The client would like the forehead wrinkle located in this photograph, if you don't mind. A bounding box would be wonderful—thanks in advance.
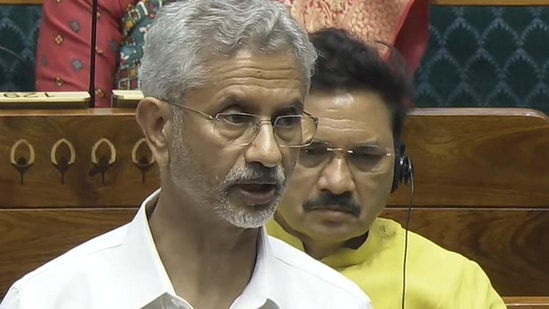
[214,65,301,75]
[216,76,301,84]
[319,117,364,129]
[199,81,304,112]
[217,79,303,95]
[212,68,303,87]
[316,118,386,145]
[207,50,300,76]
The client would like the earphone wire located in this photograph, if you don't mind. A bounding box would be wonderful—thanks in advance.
[401,168,414,309]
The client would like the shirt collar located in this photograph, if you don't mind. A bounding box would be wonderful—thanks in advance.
[122,189,183,307]
[123,189,281,308]
[232,226,280,309]
[267,217,388,269]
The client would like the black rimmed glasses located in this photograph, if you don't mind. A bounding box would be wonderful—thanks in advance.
[299,141,393,173]
[167,102,319,148]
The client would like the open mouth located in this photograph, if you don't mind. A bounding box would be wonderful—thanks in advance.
[234,183,278,206]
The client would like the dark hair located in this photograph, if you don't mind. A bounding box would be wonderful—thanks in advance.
[309,28,413,144]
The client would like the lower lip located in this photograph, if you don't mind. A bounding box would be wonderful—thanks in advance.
[237,187,276,205]
[310,209,355,220]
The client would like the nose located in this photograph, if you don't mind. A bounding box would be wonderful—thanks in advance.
[244,121,283,168]
[317,155,356,195]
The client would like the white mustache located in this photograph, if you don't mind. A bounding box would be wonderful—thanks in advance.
[224,166,285,186]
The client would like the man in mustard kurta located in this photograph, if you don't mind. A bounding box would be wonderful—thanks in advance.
[267,28,506,309]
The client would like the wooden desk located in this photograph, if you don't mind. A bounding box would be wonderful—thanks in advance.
[504,296,549,308]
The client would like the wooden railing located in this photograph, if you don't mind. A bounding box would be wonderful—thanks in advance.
[504,297,549,308]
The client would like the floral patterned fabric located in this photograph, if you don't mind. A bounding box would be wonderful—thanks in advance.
[287,0,429,72]
[33,0,427,107]
[115,0,175,91]
[114,0,428,95]
[4,6,549,114]
[34,0,134,107]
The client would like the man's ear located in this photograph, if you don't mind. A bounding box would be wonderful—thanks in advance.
[135,97,171,167]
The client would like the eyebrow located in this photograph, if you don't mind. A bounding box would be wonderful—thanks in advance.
[219,95,304,114]
[283,100,304,114]
[353,139,383,146]
[308,139,384,147]
[218,95,244,109]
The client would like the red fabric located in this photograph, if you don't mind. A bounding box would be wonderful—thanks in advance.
[393,0,430,74]
[285,0,429,107]
[35,0,428,108]
[287,0,429,75]
[35,0,134,107]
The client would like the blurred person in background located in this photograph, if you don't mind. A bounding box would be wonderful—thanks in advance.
[35,0,429,107]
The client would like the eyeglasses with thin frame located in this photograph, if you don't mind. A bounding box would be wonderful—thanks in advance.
[299,141,394,173]
[165,101,319,148]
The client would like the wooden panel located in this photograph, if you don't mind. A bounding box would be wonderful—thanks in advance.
[1,108,548,209]
[504,297,549,308]
[112,90,141,108]
[433,0,549,5]
[389,108,549,208]
[0,92,90,109]
[0,109,158,208]
[0,208,135,298]
[1,208,547,299]
[382,208,549,296]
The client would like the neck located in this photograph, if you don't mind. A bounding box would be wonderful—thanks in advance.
[274,214,367,260]
[302,241,341,260]
[149,184,259,308]
[304,232,368,258]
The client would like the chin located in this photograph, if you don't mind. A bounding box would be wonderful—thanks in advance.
[305,217,363,239]
[218,202,278,229]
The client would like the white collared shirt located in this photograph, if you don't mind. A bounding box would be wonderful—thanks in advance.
[1,190,372,309]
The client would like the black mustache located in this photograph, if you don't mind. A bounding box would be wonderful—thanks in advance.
[303,192,361,217]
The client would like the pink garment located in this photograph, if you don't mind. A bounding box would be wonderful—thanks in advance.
[284,0,430,73]
[35,0,135,107]
[35,0,428,107]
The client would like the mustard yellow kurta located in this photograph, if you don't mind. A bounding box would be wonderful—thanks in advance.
[267,217,506,309]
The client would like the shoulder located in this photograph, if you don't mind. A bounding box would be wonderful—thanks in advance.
[374,218,505,306]
[375,218,475,263]
[3,225,127,299]
[370,218,497,286]
[267,236,371,307]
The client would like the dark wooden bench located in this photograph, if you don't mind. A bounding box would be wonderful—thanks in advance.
[503,296,549,308]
